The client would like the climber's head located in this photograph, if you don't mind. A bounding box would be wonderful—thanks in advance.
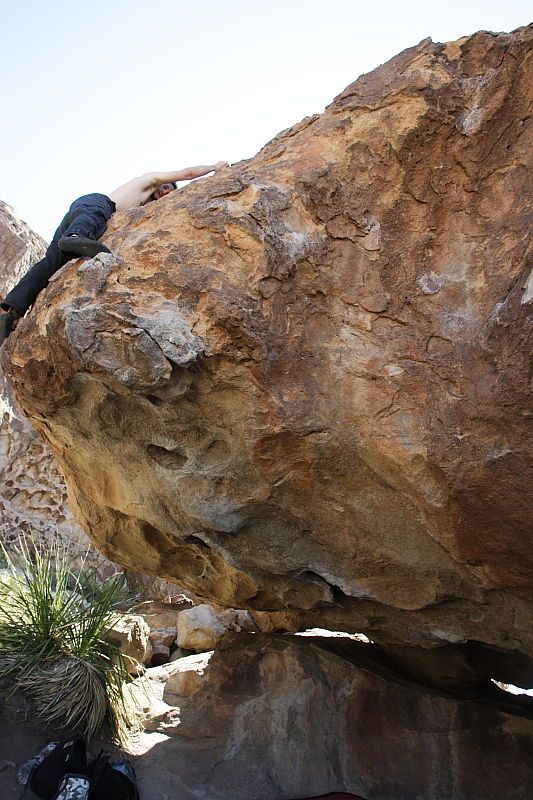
[151,183,177,201]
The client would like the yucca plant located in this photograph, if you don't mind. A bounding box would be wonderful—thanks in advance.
[0,537,138,741]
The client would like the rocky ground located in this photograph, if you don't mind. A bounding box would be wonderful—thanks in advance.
[0,691,194,800]
[1,601,531,800]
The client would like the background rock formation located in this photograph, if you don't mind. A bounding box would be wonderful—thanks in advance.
[0,201,101,566]
[2,28,532,686]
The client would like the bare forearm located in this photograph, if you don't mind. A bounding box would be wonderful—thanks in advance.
[146,162,228,187]
[180,164,218,180]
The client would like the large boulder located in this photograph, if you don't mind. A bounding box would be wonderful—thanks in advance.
[2,28,532,683]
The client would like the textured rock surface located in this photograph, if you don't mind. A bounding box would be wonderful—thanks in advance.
[2,29,532,681]
[0,202,105,568]
[132,633,533,800]
[175,602,280,652]
[0,202,193,594]
[150,643,171,666]
[106,613,153,669]
[0,200,47,292]
[177,604,227,652]
[149,628,177,649]
[162,651,211,699]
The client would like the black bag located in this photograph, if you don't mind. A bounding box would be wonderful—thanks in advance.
[20,738,139,800]
[88,750,139,800]
[28,738,88,800]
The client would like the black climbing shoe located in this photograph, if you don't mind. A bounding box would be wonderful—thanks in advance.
[58,235,111,258]
[0,308,20,346]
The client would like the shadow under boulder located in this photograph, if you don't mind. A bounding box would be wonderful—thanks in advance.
[131,633,533,800]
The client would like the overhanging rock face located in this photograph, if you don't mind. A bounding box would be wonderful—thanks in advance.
[3,28,532,681]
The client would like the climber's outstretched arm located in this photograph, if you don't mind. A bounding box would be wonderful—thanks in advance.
[143,162,229,189]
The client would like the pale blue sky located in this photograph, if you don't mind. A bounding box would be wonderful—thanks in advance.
[1,0,531,239]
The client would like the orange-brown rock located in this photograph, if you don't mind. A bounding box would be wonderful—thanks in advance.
[0,202,191,595]
[2,28,532,682]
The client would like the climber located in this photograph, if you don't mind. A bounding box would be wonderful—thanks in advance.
[0,162,229,345]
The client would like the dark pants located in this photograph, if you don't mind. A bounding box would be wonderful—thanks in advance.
[2,193,116,315]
